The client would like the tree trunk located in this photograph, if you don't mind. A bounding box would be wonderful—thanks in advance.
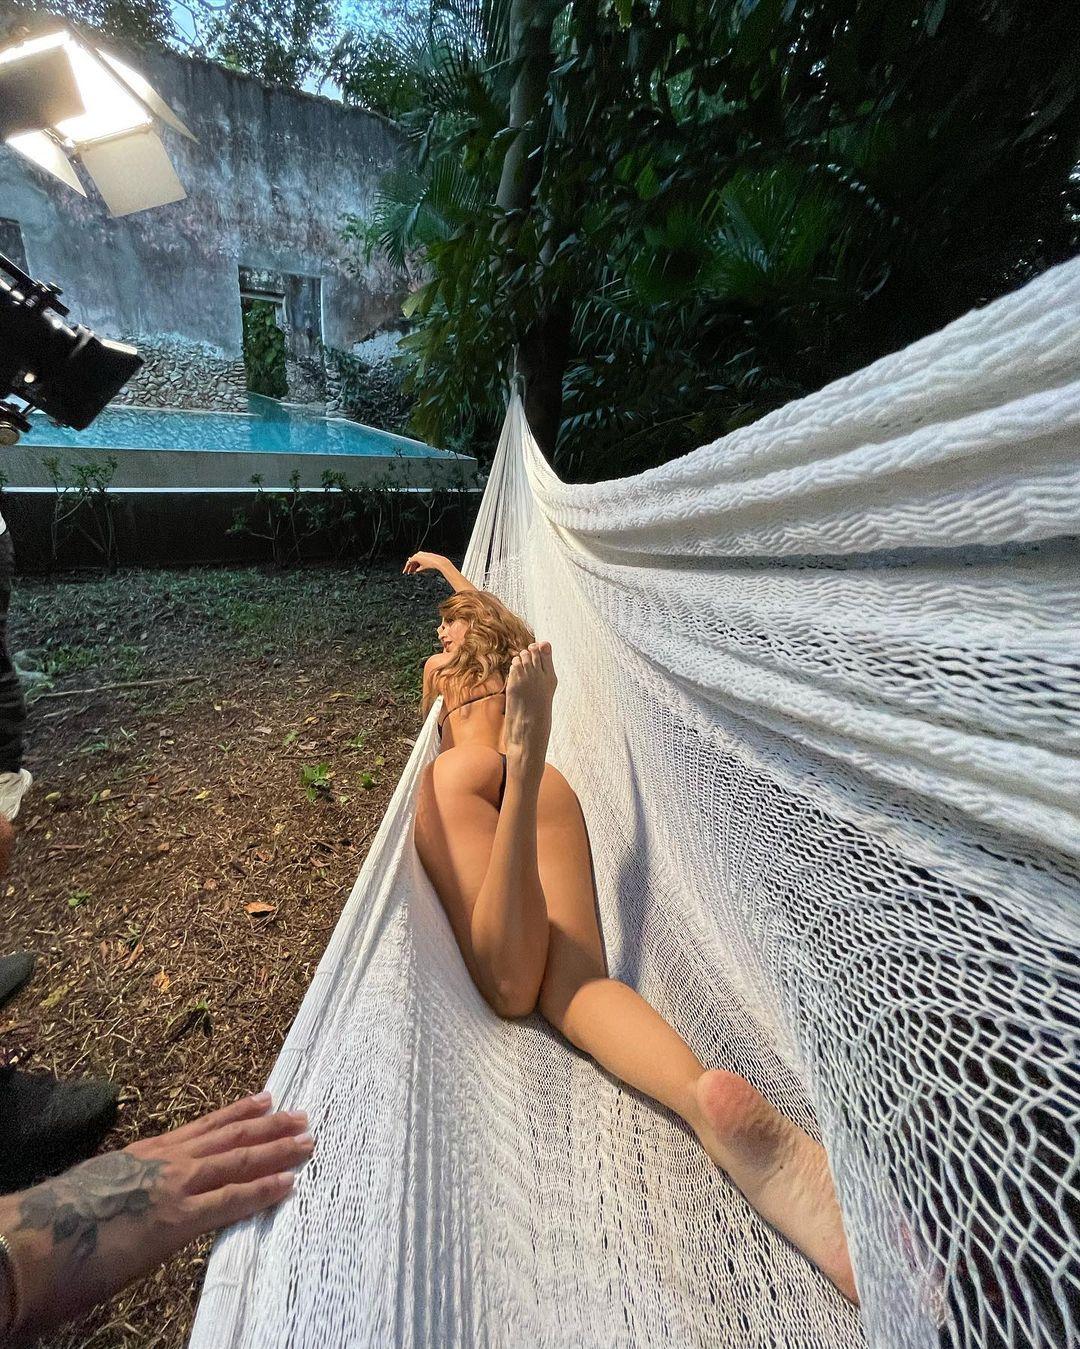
[520,306,570,462]
[495,0,556,212]
[495,0,566,460]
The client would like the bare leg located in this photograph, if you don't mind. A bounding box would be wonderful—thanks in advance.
[415,744,550,1017]
[422,641,857,1300]
[520,646,857,1303]
[542,962,857,1302]
[467,766,550,1017]
[413,641,559,1018]
[538,927,707,1124]
[468,639,561,1013]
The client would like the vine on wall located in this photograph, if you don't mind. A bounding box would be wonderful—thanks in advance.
[242,300,288,398]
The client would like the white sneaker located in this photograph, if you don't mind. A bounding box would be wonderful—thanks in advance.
[0,768,33,821]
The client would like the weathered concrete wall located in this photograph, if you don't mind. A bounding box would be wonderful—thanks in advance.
[4,440,477,491]
[0,42,409,366]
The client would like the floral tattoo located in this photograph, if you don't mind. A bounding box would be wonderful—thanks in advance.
[15,1152,166,1262]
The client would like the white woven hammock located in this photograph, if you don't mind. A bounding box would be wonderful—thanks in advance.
[189,256,1080,1349]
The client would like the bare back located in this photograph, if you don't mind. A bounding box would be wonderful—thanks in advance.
[429,656,508,754]
[438,691,507,753]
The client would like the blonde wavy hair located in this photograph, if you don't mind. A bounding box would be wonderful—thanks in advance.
[421,590,536,719]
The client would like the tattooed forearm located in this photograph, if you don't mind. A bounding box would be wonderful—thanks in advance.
[14,1152,166,1262]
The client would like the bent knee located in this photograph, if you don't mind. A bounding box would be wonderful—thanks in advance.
[483,979,539,1021]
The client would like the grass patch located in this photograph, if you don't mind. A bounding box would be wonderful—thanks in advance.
[36,642,146,683]
[216,596,290,638]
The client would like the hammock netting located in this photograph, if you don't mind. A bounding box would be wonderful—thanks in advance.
[189,256,1080,1349]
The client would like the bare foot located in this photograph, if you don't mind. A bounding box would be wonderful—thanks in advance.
[693,1069,858,1304]
[504,641,558,785]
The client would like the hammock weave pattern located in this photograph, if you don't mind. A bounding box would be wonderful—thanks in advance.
[189,257,1080,1349]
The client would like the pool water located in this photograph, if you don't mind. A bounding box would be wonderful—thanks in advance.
[25,394,449,459]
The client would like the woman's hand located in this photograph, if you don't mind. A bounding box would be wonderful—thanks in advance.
[402,552,446,576]
[0,1092,312,1344]
[403,554,478,594]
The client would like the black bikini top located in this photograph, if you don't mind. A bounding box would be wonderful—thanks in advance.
[437,685,507,739]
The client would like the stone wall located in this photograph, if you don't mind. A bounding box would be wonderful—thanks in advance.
[114,335,335,414]
[325,330,411,430]
[284,356,329,408]
[113,335,249,411]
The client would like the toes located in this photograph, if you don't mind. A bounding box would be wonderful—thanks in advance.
[512,646,551,673]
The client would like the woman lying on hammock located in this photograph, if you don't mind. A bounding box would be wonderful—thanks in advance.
[403,550,858,1305]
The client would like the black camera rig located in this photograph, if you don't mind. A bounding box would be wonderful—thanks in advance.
[0,251,143,445]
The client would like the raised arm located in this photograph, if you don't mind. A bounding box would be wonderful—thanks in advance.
[402,552,479,594]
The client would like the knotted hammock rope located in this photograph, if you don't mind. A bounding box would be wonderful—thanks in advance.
[190,256,1080,1349]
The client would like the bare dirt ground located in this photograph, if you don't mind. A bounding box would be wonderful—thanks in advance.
[2,561,442,1347]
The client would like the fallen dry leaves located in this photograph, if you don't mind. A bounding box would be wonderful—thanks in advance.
[3,560,439,1348]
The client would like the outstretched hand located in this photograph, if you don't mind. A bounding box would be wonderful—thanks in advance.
[0,1091,312,1343]
[402,552,446,575]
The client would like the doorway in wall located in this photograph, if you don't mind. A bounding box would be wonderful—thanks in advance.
[240,296,288,398]
[239,266,324,403]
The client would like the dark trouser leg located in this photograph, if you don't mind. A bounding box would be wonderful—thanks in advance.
[0,529,118,1183]
[0,529,25,778]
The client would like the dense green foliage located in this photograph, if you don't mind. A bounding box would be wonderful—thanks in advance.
[0,0,174,48]
[199,0,339,88]
[242,301,289,399]
[346,0,1080,479]
[0,0,356,92]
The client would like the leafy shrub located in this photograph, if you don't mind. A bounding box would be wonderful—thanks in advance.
[227,461,480,568]
[44,454,120,571]
[242,300,288,399]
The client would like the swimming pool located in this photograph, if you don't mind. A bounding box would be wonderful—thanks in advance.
[9,391,479,497]
[24,394,450,459]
